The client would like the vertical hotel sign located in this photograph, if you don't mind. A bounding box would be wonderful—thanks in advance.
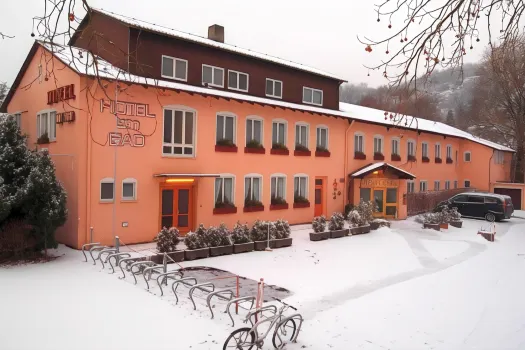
[100,99,156,147]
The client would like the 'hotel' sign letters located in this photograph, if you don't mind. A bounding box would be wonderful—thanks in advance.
[47,84,76,105]
[362,179,399,188]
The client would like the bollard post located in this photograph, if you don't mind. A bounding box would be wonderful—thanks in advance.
[236,276,239,314]
[163,253,168,286]
[115,236,120,264]
[90,227,94,243]
[265,223,272,251]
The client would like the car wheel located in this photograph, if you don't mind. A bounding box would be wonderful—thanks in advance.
[485,212,496,222]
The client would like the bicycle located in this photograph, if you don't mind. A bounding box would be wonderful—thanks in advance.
[223,297,303,349]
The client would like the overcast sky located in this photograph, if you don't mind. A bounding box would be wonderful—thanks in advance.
[0,0,487,88]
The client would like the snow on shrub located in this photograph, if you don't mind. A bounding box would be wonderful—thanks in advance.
[347,210,361,227]
[154,227,180,253]
[250,220,276,241]
[415,212,440,224]
[371,218,390,228]
[328,212,345,231]
[184,231,207,250]
[312,216,326,233]
[231,221,252,244]
[356,200,376,224]
[450,207,462,221]
[217,223,232,246]
[274,219,291,239]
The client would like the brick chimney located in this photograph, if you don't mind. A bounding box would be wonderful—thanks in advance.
[208,24,225,43]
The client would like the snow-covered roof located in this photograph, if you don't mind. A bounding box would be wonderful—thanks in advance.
[88,8,345,82]
[350,162,416,178]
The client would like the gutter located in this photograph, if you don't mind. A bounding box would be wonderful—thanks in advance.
[343,120,356,207]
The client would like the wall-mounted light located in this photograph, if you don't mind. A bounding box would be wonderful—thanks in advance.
[373,171,379,175]
[166,178,195,184]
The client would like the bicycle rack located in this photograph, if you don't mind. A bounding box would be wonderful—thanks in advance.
[130,261,156,284]
[81,243,101,262]
[246,305,278,326]
[118,257,144,279]
[89,245,107,265]
[156,271,184,296]
[142,265,166,290]
[206,289,235,319]
[171,277,198,303]
[225,296,256,327]
[274,313,304,344]
[107,252,131,273]
[98,248,117,268]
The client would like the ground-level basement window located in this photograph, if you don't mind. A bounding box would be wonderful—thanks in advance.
[407,181,415,193]
[100,178,114,202]
[122,178,137,201]
[420,181,428,192]
[464,180,471,188]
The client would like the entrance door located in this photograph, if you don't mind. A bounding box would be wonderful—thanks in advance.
[160,185,193,234]
[373,189,384,215]
[385,188,397,218]
[314,178,325,216]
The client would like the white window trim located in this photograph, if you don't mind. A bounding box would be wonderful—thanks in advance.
[244,173,263,202]
[302,86,323,106]
[420,180,428,192]
[354,132,365,153]
[391,137,401,155]
[265,78,283,99]
[215,112,237,145]
[464,179,471,188]
[407,180,415,193]
[272,118,288,146]
[293,173,309,199]
[295,122,310,148]
[446,144,453,159]
[202,64,224,88]
[407,139,416,156]
[227,69,249,92]
[316,125,329,150]
[445,180,451,190]
[422,142,429,158]
[161,55,188,82]
[162,105,198,158]
[215,174,236,205]
[373,134,384,154]
[100,177,115,203]
[435,143,442,159]
[270,173,287,202]
[36,109,57,141]
[121,178,137,201]
[454,180,458,189]
[464,151,471,162]
[245,116,264,147]
[434,180,440,191]
[10,112,22,129]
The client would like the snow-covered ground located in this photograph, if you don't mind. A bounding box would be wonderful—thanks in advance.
[1,215,525,350]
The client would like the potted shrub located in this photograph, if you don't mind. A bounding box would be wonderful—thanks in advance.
[215,138,238,152]
[315,146,330,157]
[370,219,390,230]
[273,219,292,248]
[310,216,328,241]
[184,225,209,260]
[294,143,311,156]
[354,200,374,234]
[373,152,384,160]
[293,195,310,208]
[422,156,430,163]
[206,224,234,257]
[244,198,264,212]
[251,220,276,251]
[408,155,417,162]
[416,213,440,231]
[270,196,288,210]
[245,139,265,154]
[449,207,463,228]
[36,132,50,145]
[438,207,449,229]
[354,151,366,160]
[213,199,237,214]
[344,204,355,219]
[328,212,348,238]
[231,221,254,253]
[271,142,289,155]
[347,210,361,235]
[391,153,401,161]
[152,226,184,263]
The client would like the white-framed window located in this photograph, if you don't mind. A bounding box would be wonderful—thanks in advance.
[316,126,329,151]
[407,139,416,157]
[122,178,137,201]
[420,180,428,192]
[445,180,450,190]
[215,175,235,206]
[391,138,400,155]
[435,143,441,159]
[422,142,429,158]
[228,69,249,92]
[434,180,440,191]
[271,174,287,201]
[100,177,114,202]
[202,64,224,88]
[302,87,323,106]
[354,133,365,153]
[216,113,237,145]
[464,180,471,188]
[246,117,263,147]
[272,119,287,147]
[266,78,282,99]
[10,112,22,129]
[446,144,452,159]
[495,150,505,164]
[454,180,458,189]
[373,135,383,154]
[295,122,309,149]
[464,151,471,162]
[244,174,262,204]
[294,174,309,200]
[161,55,188,81]
[36,110,56,141]
[407,180,415,193]
[163,106,196,157]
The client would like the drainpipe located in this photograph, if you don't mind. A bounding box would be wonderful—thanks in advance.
[343,120,356,208]
[86,80,93,246]
[488,149,495,192]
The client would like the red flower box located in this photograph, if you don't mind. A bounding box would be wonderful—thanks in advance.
[391,154,401,161]
[244,147,265,154]
[422,156,430,163]
[408,155,417,162]
[243,205,264,213]
[294,150,311,156]
[215,145,238,153]
[293,202,310,208]
[270,203,289,211]
[270,148,289,155]
[373,153,384,161]
[435,157,443,164]
[446,158,453,164]
[213,207,237,215]
[354,152,366,160]
[315,151,331,157]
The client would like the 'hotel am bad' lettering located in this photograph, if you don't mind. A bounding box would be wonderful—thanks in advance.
[362,179,399,188]
[99,99,156,118]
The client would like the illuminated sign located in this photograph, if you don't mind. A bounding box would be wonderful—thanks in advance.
[361,179,399,188]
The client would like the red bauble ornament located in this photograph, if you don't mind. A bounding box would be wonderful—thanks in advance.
[388,24,392,28]
[69,13,75,21]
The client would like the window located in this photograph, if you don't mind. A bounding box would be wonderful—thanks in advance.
[454,180,458,189]
[495,150,505,164]
[360,188,371,201]
[163,107,195,157]
[12,113,21,129]
[245,175,262,204]
[216,113,236,145]
[373,135,383,154]
[464,180,471,188]
[246,117,263,146]
[122,178,137,201]
[453,195,468,202]
[407,140,415,157]
[485,196,499,204]
[202,64,224,87]
[468,195,484,203]
[445,180,450,190]
[435,143,441,159]
[391,138,400,155]
[464,151,471,162]
[100,178,114,202]
[228,70,249,92]
[294,175,308,200]
[446,145,452,159]
[422,142,429,158]
[36,110,56,141]
[302,87,323,106]
[272,120,287,146]
[434,181,440,191]
[295,123,309,149]
[354,133,364,153]
[271,174,286,201]
[215,175,235,206]
[161,55,188,81]
[407,181,415,193]
[420,181,428,192]
[266,78,282,98]
[316,126,328,151]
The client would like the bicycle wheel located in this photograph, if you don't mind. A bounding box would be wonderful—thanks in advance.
[272,318,297,348]
[223,327,255,350]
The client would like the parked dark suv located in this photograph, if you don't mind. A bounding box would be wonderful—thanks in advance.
[435,192,514,221]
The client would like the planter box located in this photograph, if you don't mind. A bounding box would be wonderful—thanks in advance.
[435,157,442,164]
[446,158,453,164]
[244,147,265,154]
[391,154,401,161]
[329,229,348,238]
[449,221,463,228]
[150,250,184,264]
[294,149,311,156]
[270,148,289,155]
[273,238,292,248]
[423,223,440,231]
[315,150,331,157]
[408,155,417,162]
[254,241,271,251]
[478,231,495,242]
[439,223,449,229]
[360,224,371,234]
[270,203,289,211]
[209,245,234,257]
[215,145,238,153]
[354,152,366,160]
[310,231,330,241]
[350,225,371,235]
[213,206,237,215]
[373,153,385,161]
[370,221,391,230]
[293,202,310,209]
[184,247,210,261]
[243,205,264,213]
[422,157,430,163]
[233,242,254,254]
